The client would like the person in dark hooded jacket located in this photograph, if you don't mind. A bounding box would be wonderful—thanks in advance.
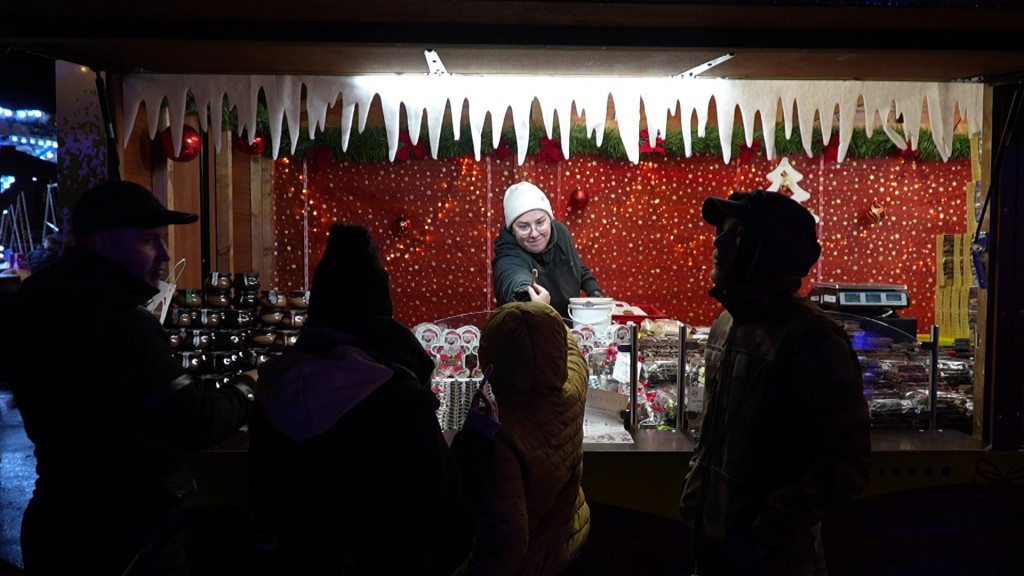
[678,190,871,576]
[247,223,468,576]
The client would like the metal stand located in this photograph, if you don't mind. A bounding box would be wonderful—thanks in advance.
[628,322,639,431]
[928,324,940,431]
[676,322,688,432]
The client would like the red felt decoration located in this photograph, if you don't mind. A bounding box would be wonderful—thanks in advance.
[538,137,563,164]
[304,145,334,173]
[235,131,266,156]
[738,138,762,165]
[395,131,427,162]
[159,126,202,162]
[894,137,921,162]
[639,129,666,155]
[493,139,512,160]
[821,137,840,163]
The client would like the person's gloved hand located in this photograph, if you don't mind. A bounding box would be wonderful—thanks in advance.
[590,289,605,298]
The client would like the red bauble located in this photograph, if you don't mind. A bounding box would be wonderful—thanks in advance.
[568,187,590,212]
[235,131,266,156]
[391,216,412,237]
[858,201,886,227]
[159,126,202,162]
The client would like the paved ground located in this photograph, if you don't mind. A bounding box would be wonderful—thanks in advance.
[0,390,31,573]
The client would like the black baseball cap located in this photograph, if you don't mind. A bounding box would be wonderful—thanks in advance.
[72,180,198,237]
[701,190,821,279]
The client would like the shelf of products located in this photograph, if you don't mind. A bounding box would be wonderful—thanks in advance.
[825,311,974,433]
[163,272,307,390]
[671,310,975,437]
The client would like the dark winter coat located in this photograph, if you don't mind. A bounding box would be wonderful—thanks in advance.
[492,220,601,320]
[452,302,591,576]
[1,247,252,575]
[678,193,872,575]
[248,319,468,576]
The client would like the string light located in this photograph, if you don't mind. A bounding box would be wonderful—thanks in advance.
[271,154,971,328]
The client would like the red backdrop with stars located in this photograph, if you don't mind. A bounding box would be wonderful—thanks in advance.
[271,154,972,330]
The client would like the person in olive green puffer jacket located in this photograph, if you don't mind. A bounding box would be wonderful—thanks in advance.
[453,301,591,576]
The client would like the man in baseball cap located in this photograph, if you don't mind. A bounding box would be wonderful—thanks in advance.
[4,179,255,575]
[679,190,870,575]
[69,180,198,287]
[72,179,198,238]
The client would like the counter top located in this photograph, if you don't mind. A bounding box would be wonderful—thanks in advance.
[584,429,694,452]
[190,424,1005,521]
[211,426,984,454]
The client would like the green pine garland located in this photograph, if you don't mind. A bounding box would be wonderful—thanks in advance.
[278,122,971,163]
[184,95,972,163]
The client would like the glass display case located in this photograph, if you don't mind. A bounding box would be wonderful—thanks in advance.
[825,311,974,433]
[417,310,491,431]
[421,311,695,434]
[585,321,692,432]
[421,308,974,436]
[681,311,974,437]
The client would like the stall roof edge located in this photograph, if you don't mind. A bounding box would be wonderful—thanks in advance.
[3,1,1024,82]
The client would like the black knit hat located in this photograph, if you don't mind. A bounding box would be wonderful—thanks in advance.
[307,224,393,325]
[701,190,821,280]
[72,180,197,238]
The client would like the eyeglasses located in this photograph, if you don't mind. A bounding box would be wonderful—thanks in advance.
[512,216,550,235]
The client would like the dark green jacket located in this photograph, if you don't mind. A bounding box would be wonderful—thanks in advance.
[492,220,601,320]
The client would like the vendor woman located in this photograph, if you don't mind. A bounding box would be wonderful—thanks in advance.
[492,181,605,320]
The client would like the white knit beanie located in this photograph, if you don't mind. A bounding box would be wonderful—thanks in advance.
[503,182,553,228]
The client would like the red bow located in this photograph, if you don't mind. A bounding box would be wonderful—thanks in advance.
[493,139,512,160]
[738,138,762,164]
[304,145,334,172]
[639,129,665,155]
[395,131,427,162]
[538,136,564,164]
[821,137,840,163]
[896,141,920,162]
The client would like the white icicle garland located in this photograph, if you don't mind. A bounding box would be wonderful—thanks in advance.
[122,74,983,166]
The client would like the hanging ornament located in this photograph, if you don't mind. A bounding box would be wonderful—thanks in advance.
[235,131,266,156]
[391,216,412,237]
[159,126,202,162]
[858,202,886,226]
[568,187,590,213]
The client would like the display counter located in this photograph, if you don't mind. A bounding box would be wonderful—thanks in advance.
[193,424,1010,524]
[186,305,1007,523]
[581,426,1001,519]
